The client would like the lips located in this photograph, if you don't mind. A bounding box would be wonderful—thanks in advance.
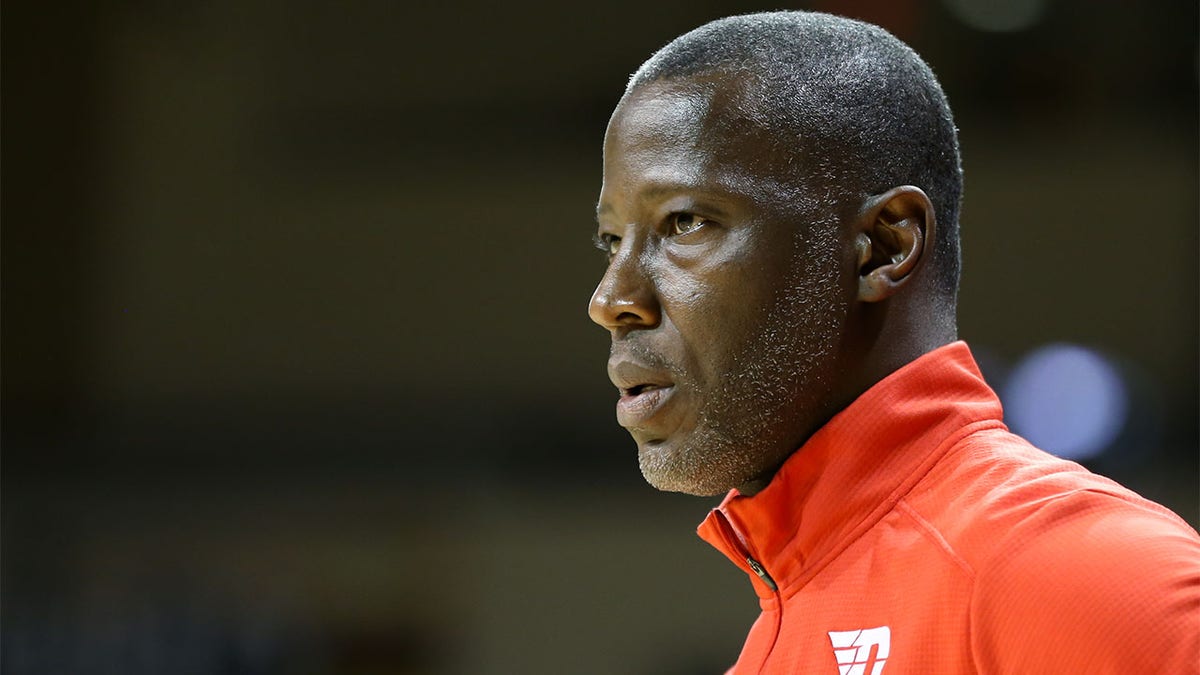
[608,358,677,430]
[616,384,675,429]
[621,382,666,397]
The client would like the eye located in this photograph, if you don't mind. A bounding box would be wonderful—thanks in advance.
[670,212,708,236]
[593,232,620,257]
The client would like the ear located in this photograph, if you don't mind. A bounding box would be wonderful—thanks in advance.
[854,186,936,303]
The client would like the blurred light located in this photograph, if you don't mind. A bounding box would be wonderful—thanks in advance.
[942,0,1047,32]
[1002,343,1129,461]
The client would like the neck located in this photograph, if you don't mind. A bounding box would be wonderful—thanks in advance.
[736,297,956,498]
[842,294,957,407]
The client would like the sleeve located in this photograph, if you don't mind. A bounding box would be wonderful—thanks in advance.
[970,495,1200,674]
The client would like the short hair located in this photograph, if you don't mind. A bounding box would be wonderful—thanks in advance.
[627,11,963,302]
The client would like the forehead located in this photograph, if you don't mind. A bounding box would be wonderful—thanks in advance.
[607,82,713,149]
[601,79,797,208]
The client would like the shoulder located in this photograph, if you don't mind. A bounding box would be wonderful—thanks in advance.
[969,486,1200,673]
[913,427,1189,564]
[903,429,1200,672]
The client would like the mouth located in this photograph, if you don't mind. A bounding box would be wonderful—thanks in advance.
[616,383,676,429]
[620,383,668,397]
[607,356,678,430]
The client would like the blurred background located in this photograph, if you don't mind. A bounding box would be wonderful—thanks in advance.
[3,0,1196,673]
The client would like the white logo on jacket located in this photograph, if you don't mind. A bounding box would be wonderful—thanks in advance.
[828,626,890,675]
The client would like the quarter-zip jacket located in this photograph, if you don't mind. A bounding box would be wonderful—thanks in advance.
[698,342,1200,674]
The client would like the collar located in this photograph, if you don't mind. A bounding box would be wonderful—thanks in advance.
[696,341,1005,600]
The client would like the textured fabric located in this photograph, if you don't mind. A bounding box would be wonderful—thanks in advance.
[697,342,1200,674]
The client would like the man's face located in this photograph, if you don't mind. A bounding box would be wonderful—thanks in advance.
[589,80,854,497]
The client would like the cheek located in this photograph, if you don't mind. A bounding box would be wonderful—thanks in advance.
[655,224,804,367]
[661,226,782,309]
[657,260,782,366]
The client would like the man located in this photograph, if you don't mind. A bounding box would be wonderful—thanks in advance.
[588,11,1199,674]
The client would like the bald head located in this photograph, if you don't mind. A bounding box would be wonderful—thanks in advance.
[591,12,963,495]
[626,11,963,306]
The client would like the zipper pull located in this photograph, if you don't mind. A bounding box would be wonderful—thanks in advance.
[746,556,778,592]
[710,508,779,593]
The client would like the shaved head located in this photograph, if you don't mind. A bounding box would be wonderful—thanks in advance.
[626,11,963,306]
[591,11,964,495]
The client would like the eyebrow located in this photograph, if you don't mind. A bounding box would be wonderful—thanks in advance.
[595,181,740,222]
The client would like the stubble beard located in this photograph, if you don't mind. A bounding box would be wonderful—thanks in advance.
[639,226,846,496]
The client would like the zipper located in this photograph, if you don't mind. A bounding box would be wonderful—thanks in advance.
[746,556,778,592]
[712,509,778,592]
[708,507,784,674]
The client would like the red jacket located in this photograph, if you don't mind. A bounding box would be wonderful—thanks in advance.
[698,342,1200,673]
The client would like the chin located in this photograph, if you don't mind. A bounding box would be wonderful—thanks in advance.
[637,437,748,497]
[640,468,729,497]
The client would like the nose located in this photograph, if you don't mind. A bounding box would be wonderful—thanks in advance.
[588,248,661,334]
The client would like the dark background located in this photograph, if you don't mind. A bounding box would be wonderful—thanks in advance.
[3,1,1197,673]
